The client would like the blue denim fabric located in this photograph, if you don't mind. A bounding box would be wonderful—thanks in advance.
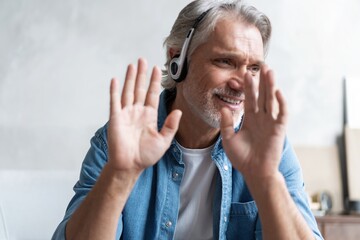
[52,90,323,240]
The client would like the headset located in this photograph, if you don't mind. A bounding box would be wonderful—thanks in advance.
[169,9,211,82]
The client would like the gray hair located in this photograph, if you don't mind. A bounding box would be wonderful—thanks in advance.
[162,0,272,90]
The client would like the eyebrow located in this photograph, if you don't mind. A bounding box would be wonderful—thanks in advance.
[213,51,265,65]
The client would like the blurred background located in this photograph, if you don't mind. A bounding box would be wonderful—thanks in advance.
[1,0,360,239]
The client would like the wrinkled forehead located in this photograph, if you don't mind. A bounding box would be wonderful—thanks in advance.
[208,17,265,59]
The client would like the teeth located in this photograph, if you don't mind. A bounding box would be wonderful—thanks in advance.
[219,96,241,104]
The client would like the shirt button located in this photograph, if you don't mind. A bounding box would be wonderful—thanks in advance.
[224,165,229,171]
[165,221,172,227]
[224,217,227,222]
[172,172,179,179]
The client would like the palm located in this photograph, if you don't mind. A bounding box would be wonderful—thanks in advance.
[107,59,181,174]
[109,106,157,170]
[223,109,286,177]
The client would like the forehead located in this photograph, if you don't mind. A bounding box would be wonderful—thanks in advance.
[205,17,264,60]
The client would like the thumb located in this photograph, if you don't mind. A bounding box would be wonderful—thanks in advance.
[220,108,235,140]
[160,110,182,144]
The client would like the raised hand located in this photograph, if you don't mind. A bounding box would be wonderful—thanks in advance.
[107,58,182,175]
[220,65,288,181]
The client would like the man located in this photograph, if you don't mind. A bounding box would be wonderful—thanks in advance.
[53,0,323,239]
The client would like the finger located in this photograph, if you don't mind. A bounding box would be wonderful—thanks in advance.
[134,58,148,104]
[244,72,258,113]
[258,64,268,113]
[265,69,276,115]
[159,110,182,144]
[121,64,136,107]
[220,108,235,140]
[110,78,121,117]
[145,66,161,109]
[275,89,288,125]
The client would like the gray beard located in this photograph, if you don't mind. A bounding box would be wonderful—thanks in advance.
[202,109,244,129]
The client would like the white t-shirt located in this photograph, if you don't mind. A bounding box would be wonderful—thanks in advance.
[174,142,216,240]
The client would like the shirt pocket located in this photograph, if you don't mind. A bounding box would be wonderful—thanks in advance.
[226,201,262,240]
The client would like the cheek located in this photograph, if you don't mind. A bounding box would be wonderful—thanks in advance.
[198,70,229,91]
[186,64,231,95]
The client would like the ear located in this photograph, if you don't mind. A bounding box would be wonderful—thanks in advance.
[169,48,180,59]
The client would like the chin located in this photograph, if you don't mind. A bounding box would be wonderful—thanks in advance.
[202,114,221,129]
[206,119,221,129]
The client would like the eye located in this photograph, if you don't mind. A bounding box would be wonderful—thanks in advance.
[214,58,234,67]
[247,65,261,75]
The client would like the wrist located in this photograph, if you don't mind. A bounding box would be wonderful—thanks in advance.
[244,171,285,199]
[99,164,141,198]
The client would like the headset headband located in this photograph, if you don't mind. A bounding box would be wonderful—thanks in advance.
[169,8,212,82]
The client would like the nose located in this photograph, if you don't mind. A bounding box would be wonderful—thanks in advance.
[228,66,248,90]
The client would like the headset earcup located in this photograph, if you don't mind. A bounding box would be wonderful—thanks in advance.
[177,57,188,82]
[169,57,180,80]
[169,55,188,82]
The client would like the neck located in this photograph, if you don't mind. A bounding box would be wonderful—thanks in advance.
[171,92,219,149]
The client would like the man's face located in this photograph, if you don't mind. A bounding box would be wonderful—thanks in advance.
[176,17,265,129]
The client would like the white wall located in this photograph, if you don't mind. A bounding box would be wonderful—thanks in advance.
[255,0,360,146]
[0,0,193,170]
[1,0,360,170]
[1,0,360,238]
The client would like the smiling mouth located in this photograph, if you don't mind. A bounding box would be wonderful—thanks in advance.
[217,95,243,105]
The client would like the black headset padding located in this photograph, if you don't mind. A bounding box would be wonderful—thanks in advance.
[170,54,188,83]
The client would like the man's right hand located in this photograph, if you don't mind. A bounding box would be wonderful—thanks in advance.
[107,58,182,176]
[65,58,181,240]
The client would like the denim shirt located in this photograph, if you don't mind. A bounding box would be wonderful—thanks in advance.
[53,90,323,240]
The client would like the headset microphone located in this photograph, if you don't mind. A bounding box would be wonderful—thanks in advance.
[169,9,211,82]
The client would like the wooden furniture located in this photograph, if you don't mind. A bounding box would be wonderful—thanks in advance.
[316,214,360,240]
